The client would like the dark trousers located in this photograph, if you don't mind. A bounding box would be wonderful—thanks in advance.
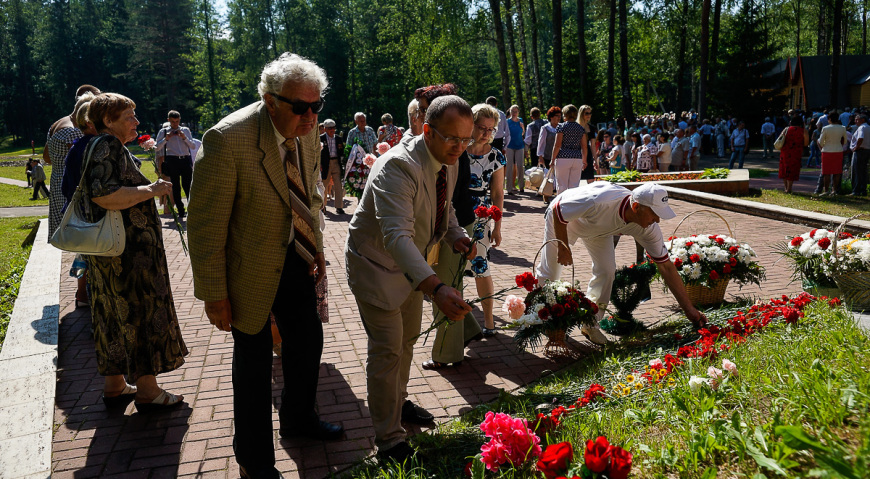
[231,245,322,476]
[162,156,193,214]
[32,181,48,199]
[852,149,870,195]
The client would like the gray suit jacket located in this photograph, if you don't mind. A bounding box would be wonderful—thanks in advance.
[345,134,466,310]
[188,101,323,335]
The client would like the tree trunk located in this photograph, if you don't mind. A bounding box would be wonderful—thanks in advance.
[710,0,721,82]
[576,0,588,101]
[503,0,525,115]
[829,0,844,106]
[553,0,563,106]
[817,0,828,55]
[607,0,616,118]
[676,0,689,112]
[618,0,632,120]
[528,0,545,107]
[793,0,801,56]
[863,0,867,55]
[489,0,512,107]
[203,0,218,125]
[516,0,534,111]
[699,0,711,120]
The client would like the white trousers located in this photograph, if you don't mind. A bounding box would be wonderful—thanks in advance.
[535,209,615,321]
[553,158,583,195]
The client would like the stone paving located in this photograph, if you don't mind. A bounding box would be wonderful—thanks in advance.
[52,191,811,478]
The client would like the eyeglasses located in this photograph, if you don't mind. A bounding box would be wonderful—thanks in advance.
[428,125,475,147]
[475,123,497,134]
[271,93,325,115]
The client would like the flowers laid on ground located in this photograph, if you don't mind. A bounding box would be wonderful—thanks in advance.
[507,278,598,352]
[478,412,542,472]
[688,358,738,391]
[777,229,870,289]
[664,234,764,287]
[136,134,188,254]
[531,437,632,479]
[602,261,657,334]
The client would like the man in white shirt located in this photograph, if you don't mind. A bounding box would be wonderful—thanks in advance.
[486,96,510,153]
[850,114,869,196]
[728,121,750,169]
[688,125,702,170]
[536,182,708,344]
[760,117,776,158]
[155,110,196,218]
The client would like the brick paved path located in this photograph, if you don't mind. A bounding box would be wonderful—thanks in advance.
[52,192,807,478]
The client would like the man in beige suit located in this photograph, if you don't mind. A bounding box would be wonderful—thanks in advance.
[188,53,340,479]
[346,95,476,464]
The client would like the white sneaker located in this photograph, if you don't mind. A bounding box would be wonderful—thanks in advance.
[580,325,610,345]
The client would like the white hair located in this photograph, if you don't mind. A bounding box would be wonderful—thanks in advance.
[257,52,329,102]
[407,99,420,124]
[354,112,366,121]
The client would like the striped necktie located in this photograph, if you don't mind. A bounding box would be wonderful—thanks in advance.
[283,138,317,264]
[433,165,447,234]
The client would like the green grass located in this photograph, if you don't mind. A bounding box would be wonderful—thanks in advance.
[0,164,52,183]
[0,183,50,207]
[0,135,43,157]
[0,217,41,353]
[345,299,870,478]
[748,168,774,178]
[736,188,870,218]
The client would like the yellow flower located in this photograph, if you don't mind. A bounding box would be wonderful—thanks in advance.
[668,377,676,387]
[617,383,627,390]
[626,374,636,383]
[634,381,644,390]
[622,387,631,396]
[659,369,669,379]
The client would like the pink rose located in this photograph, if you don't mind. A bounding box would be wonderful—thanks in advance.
[721,359,738,375]
[648,358,663,368]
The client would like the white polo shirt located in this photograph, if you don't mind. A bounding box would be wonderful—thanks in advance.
[549,182,670,263]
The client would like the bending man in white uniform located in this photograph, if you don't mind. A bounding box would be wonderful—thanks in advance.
[536,182,707,343]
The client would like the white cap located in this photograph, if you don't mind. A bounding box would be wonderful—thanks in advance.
[323,119,336,128]
[631,183,676,220]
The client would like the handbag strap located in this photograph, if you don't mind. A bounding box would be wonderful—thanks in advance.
[74,135,107,192]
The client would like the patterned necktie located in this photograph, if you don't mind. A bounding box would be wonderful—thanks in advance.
[283,138,317,264]
[433,165,447,234]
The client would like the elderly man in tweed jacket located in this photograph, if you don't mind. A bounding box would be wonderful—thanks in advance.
[188,53,341,479]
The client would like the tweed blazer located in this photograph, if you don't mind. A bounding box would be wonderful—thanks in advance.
[188,101,324,335]
[345,134,467,311]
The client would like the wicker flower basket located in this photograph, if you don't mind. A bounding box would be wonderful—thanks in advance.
[832,214,870,311]
[685,278,729,307]
[543,329,577,359]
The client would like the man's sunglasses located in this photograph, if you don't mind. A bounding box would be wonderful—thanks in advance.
[271,93,325,115]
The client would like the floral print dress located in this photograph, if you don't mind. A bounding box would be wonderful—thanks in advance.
[465,147,505,278]
[81,135,188,381]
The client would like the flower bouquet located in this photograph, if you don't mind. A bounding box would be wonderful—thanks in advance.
[136,134,188,255]
[600,261,657,335]
[506,272,598,358]
[342,143,372,198]
[775,228,851,296]
[664,234,764,306]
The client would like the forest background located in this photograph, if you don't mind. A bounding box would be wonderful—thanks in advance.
[1,0,868,143]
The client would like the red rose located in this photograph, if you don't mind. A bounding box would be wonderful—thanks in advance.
[538,307,550,320]
[723,264,731,274]
[715,237,725,245]
[536,442,574,479]
[609,446,633,479]
[729,246,739,254]
[584,436,612,473]
[709,270,720,280]
[790,236,803,247]
[551,304,565,317]
[474,206,490,218]
[729,258,737,266]
[818,237,831,250]
[488,206,503,221]
[137,134,151,144]
[689,254,701,263]
[674,258,683,268]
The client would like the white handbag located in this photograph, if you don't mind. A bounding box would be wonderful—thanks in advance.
[49,136,126,256]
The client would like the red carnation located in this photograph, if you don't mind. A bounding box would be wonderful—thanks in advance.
[729,246,739,254]
[817,237,831,250]
[790,236,803,247]
[551,304,565,317]
[839,232,854,239]
[674,258,683,268]
[463,461,473,477]
[810,228,818,237]
[709,270,720,281]
[729,258,737,267]
[609,446,633,479]
[685,241,694,247]
[689,254,701,263]
[516,272,538,291]
[584,436,612,473]
[536,442,574,479]
[137,134,151,144]
[474,206,490,218]
[538,307,550,320]
[488,206,502,221]
[723,264,731,274]
[715,237,725,245]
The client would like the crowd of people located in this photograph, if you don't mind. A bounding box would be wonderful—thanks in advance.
[42,52,868,479]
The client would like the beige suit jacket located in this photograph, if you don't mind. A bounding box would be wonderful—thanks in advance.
[345,134,466,311]
[188,101,323,335]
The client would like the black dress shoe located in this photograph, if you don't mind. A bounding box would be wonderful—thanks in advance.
[239,465,284,479]
[336,208,345,215]
[401,400,434,424]
[378,441,417,465]
[279,420,344,441]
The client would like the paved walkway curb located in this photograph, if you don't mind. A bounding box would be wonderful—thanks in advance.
[666,186,870,233]
[0,219,61,478]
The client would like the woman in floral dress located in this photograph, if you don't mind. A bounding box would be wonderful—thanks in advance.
[377,113,403,147]
[82,93,188,412]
